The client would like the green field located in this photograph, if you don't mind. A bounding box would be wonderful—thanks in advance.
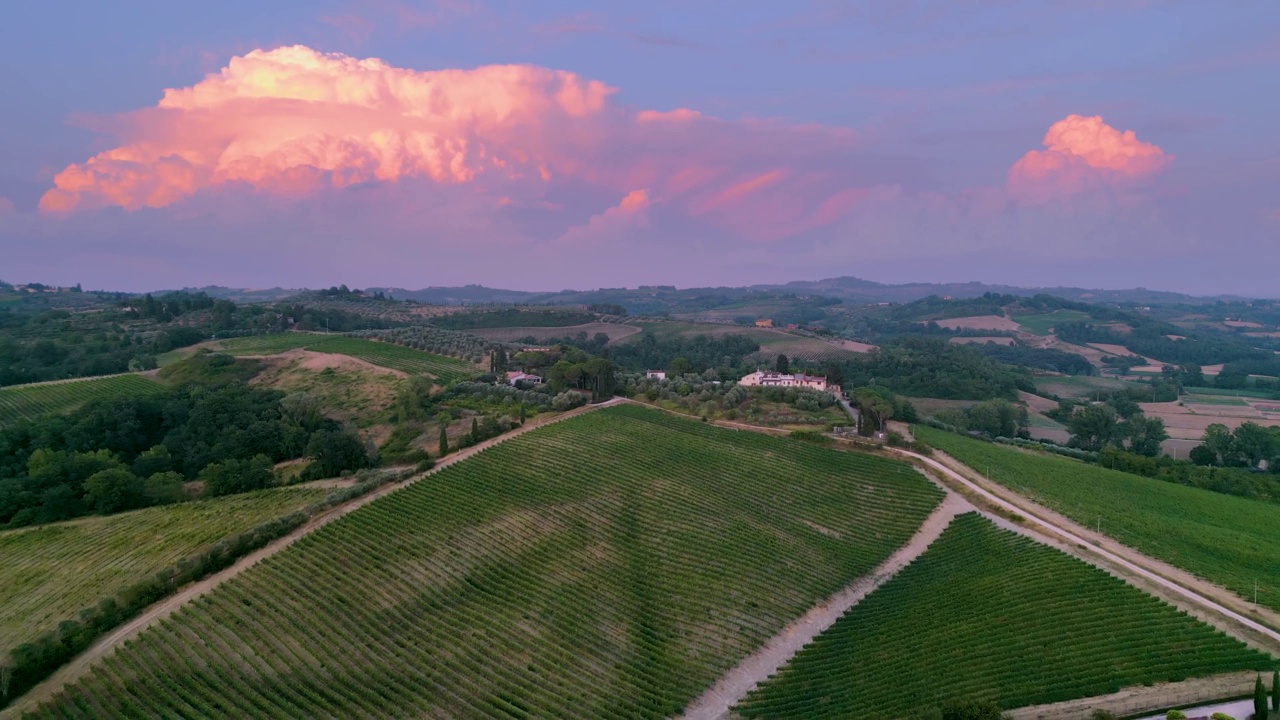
[0,487,331,650]
[1014,309,1093,335]
[736,513,1273,718]
[217,333,477,381]
[1185,386,1280,401]
[31,405,943,719]
[630,321,862,364]
[1034,373,1134,399]
[217,333,325,355]
[916,427,1280,612]
[0,374,164,427]
[1184,394,1251,407]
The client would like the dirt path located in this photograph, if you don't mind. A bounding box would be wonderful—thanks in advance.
[1006,670,1260,720]
[892,448,1280,658]
[0,398,623,719]
[678,493,974,720]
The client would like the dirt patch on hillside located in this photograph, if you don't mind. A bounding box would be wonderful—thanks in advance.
[929,315,1021,332]
[836,339,878,353]
[1138,401,1280,440]
[1224,320,1263,328]
[292,349,407,377]
[1017,391,1059,414]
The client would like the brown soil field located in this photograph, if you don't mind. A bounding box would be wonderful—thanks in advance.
[1224,320,1264,328]
[1088,342,1142,357]
[949,336,1015,346]
[1244,331,1280,338]
[469,322,642,344]
[1018,391,1059,414]
[1138,401,1280,440]
[836,339,878,353]
[928,315,1021,332]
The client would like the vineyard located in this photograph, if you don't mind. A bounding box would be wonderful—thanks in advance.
[356,326,495,361]
[630,322,865,365]
[736,513,1274,718]
[307,337,477,381]
[915,427,1280,613]
[29,404,943,718]
[0,374,164,427]
[0,487,330,651]
[216,332,479,382]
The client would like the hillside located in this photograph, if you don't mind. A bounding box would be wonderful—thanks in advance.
[28,405,943,718]
[915,427,1280,613]
[736,513,1273,718]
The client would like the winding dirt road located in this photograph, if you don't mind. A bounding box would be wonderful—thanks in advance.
[0,398,622,719]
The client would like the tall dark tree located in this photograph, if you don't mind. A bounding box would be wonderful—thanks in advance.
[1257,675,1269,720]
[438,425,449,457]
[1272,670,1279,712]
[470,417,479,442]
[775,354,790,374]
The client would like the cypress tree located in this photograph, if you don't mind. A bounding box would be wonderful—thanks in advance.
[471,417,479,442]
[1256,675,1269,720]
[438,425,449,456]
[1272,670,1279,712]
[518,403,526,425]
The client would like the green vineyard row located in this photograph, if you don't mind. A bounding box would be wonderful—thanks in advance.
[0,375,163,427]
[30,404,943,718]
[737,513,1274,718]
[915,426,1280,613]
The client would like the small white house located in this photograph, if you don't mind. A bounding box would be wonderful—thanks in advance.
[645,370,667,380]
[506,371,543,386]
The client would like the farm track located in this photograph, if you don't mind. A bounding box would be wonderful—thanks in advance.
[678,493,975,720]
[0,399,623,719]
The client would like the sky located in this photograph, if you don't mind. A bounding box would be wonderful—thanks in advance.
[1,1,1277,295]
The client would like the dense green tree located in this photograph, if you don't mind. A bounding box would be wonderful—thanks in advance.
[669,356,695,376]
[82,468,146,514]
[1202,423,1239,466]
[852,388,894,435]
[200,455,274,496]
[302,432,371,481]
[1272,670,1279,712]
[775,354,790,374]
[470,418,480,442]
[1234,422,1277,467]
[939,699,1007,720]
[965,399,1019,438]
[1119,415,1169,457]
[438,425,449,456]
[1067,404,1119,452]
[1257,675,1269,720]
[1188,444,1218,466]
[143,471,185,505]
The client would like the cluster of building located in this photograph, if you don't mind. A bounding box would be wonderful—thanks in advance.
[737,370,831,393]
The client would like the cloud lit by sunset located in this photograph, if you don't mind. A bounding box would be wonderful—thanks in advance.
[1007,115,1172,202]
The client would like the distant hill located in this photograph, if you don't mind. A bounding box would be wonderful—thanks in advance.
[367,277,1256,308]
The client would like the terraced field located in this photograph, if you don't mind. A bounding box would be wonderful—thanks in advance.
[0,374,163,427]
[29,405,943,719]
[736,513,1274,718]
[0,488,331,651]
[218,333,476,381]
[915,427,1280,613]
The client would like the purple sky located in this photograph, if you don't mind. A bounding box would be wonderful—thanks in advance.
[1,1,1277,295]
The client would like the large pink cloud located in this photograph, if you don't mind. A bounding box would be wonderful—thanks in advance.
[40,45,869,242]
[1007,114,1172,202]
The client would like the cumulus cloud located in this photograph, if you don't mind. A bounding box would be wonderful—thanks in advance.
[40,45,874,243]
[554,188,652,248]
[1007,114,1172,203]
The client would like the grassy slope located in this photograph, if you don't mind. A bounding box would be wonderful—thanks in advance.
[1013,309,1092,335]
[251,356,405,429]
[0,375,164,427]
[217,332,476,381]
[34,405,943,719]
[916,426,1280,612]
[0,487,330,649]
[629,321,859,364]
[737,514,1273,719]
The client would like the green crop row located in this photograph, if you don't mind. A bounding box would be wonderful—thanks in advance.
[915,426,1280,613]
[0,375,164,427]
[737,513,1274,719]
[29,404,942,719]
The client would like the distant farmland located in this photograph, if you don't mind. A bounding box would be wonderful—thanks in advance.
[32,405,943,719]
[217,333,477,382]
[630,321,869,364]
[470,321,642,343]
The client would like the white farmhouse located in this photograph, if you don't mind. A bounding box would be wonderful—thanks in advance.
[506,371,543,386]
[738,370,828,393]
[645,370,667,380]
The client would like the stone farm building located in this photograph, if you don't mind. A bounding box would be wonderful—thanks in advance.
[506,371,543,386]
[738,371,829,393]
[645,370,667,380]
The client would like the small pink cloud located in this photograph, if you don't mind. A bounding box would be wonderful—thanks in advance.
[555,189,653,247]
[636,108,702,123]
[1008,114,1172,203]
[0,197,15,215]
